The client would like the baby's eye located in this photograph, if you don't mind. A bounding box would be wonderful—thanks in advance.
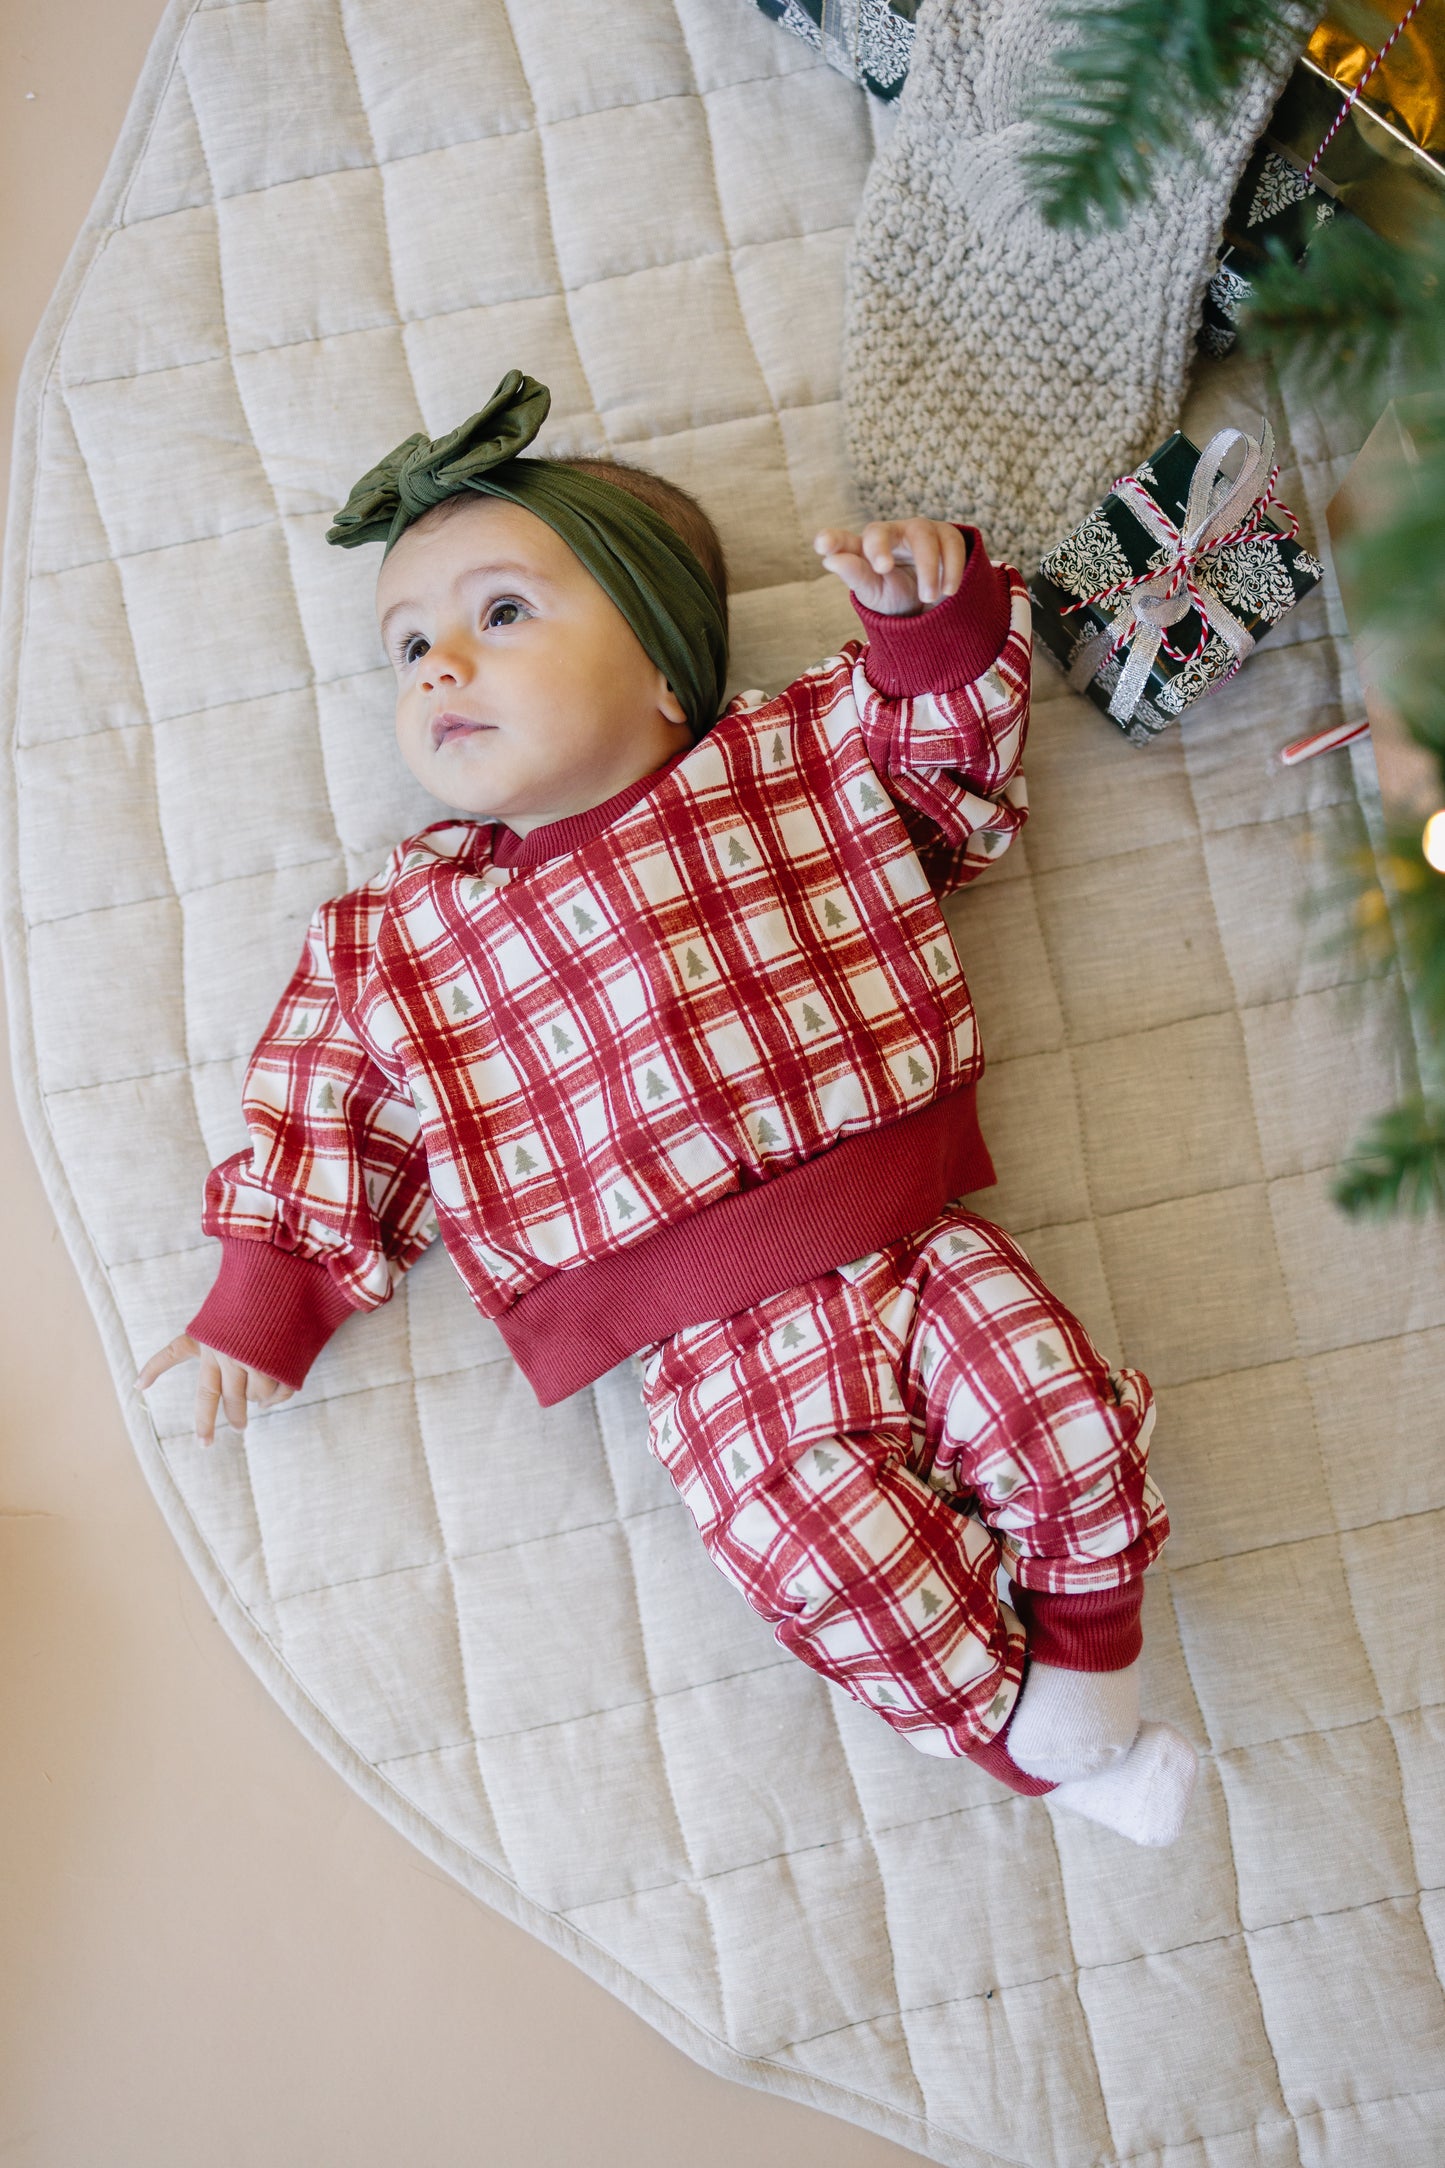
[486,599,527,628]
[400,634,430,667]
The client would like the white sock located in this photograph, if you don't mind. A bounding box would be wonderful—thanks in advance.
[1047,1723,1198,1847]
[1006,1660,1141,1781]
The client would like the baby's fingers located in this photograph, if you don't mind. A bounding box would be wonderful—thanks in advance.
[858,520,914,574]
[217,1356,252,1439]
[812,528,863,562]
[136,1333,199,1390]
[194,1349,224,1448]
[880,518,960,603]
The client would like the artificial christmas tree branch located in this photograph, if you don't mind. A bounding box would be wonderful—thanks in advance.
[1022,0,1288,227]
[1023,0,1445,1215]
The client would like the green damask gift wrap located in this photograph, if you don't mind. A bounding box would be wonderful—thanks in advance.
[1199,144,1341,360]
[1030,426,1325,747]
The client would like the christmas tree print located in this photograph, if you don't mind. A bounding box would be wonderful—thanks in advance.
[770,731,785,764]
[812,1447,838,1476]
[727,834,751,869]
[875,1684,896,1705]
[779,1320,805,1349]
[644,1068,668,1101]
[292,1012,312,1037]
[947,1235,973,1256]
[907,1054,928,1085]
[316,1081,336,1112]
[1034,1339,1062,1371]
[800,1002,826,1034]
[513,1143,537,1178]
[919,1586,943,1618]
[551,1023,574,1056]
[979,830,1000,854]
[754,1114,780,1148]
[468,878,487,902]
[572,904,596,936]
[731,1448,750,1481]
[612,1188,636,1219]
[451,985,474,1016]
[919,1340,938,1378]
[684,946,708,980]
[930,946,953,981]
[986,1691,1011,1724]
[858,780,885,814]
[823,898,847,929]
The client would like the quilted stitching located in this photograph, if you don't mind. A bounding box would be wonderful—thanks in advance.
[6,1,1445,2162]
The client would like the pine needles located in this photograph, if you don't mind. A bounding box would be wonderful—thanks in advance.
[1244,216,1445,407]
[1333,1098,1445,1215]
[1021,0,1284,228]
[1019,0,1445,1215]
[1253,217,1445,1214]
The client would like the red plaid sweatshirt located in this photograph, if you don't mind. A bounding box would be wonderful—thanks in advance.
[190,531,1030,1410]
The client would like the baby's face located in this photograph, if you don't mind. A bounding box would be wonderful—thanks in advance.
[377,497,691,834]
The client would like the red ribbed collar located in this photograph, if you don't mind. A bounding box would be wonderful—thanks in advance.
[489,743,695,868]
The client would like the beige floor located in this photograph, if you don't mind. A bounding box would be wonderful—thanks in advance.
[0,5,927,2162]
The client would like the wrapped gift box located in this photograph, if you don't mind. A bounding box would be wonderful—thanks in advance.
[1199,6,1444,356]
[1199,144,1339,358]
[1030,430,1326,746]
[754,0,917,100]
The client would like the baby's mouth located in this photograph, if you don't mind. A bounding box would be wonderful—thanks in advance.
[432,710,495,751]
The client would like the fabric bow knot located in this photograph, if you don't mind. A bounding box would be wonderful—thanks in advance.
[1066,424,1288,723]
[327,371,552,555]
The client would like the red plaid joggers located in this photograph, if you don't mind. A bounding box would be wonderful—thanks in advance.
[638,1204,1168,1792]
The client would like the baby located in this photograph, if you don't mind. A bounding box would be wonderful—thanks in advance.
[139,370,1197,1846]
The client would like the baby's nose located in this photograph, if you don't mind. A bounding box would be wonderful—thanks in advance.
[420,643,467,690]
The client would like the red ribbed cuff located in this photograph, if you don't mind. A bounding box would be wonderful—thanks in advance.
[850,526,1012,696]
[187,1237,364,1393]
[1011,1581,1145,1673]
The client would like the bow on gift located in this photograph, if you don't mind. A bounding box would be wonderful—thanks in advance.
[1065,424,1299,723]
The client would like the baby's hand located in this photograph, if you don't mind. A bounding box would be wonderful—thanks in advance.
[136,1333,294,1448]
[813,518,968,617]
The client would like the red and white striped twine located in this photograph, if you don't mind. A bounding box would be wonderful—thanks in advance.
[1303,0,1426,181]
[1059,464,1298,667]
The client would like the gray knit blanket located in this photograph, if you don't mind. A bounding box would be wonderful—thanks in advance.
[842,0,1311,569]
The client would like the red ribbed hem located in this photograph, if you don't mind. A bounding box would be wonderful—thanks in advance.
[1011,1581,1146,1673]
[187,1238,364,1393]
[850,527,1012,696]
[967,1723,1057,1798]
[497,1085,995,1405]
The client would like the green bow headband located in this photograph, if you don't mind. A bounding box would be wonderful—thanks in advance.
[327,370,728,740]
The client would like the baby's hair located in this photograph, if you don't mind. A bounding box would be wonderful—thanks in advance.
[533,452,730,618]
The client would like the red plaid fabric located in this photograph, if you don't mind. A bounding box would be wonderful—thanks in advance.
[637,1204,1167,1773]
[191,547,1034,1399]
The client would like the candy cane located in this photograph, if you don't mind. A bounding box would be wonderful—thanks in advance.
[1279,717,1371,765]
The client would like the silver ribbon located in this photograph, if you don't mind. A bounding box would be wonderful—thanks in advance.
[821,0,862,77]
[1067,424,1275,722]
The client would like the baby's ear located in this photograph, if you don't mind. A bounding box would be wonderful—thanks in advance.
[659,680,688,728]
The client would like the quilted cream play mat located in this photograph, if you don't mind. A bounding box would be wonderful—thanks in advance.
[4,2,1445,2162]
